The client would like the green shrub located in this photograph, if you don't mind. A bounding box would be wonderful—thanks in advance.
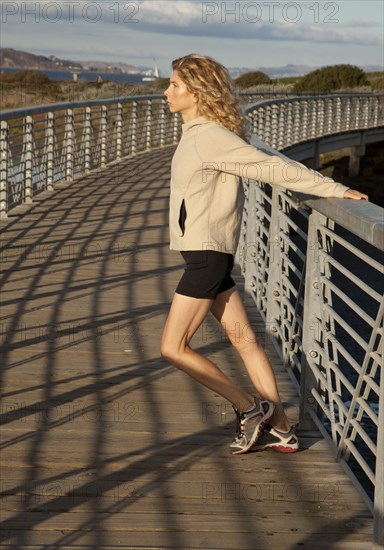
[366,72,384,91]
[234,71,272,89]
[151,77,170,89]
[0,70,51,85]
[294,64,369,92]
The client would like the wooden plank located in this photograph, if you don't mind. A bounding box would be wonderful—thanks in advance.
[0,489,367,520]
[0,533,374,550]
[0,510,373,535]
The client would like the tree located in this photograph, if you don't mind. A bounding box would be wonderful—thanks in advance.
[234,71,272,89]
[294,64,369,92]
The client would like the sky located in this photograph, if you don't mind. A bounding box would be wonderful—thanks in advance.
[1,0,383,75]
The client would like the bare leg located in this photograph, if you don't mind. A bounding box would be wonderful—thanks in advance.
[210,287,291,432]
[161,292,254,413]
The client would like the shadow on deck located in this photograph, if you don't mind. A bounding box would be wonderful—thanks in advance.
[0,147,373,549]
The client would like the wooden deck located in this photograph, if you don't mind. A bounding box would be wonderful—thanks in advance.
[0,147,374,549]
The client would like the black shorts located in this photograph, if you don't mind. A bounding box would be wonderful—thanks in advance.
[175,250,236,299]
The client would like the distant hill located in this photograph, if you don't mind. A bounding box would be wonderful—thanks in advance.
[0,48,144,74]
[229,65,315,79]
[79,60,142,74]
[0,48,83,71]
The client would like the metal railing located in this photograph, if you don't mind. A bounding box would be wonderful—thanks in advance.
[246,94,383,150]
[239,95,383,546]
[0,95,181,217]
[239,175,383,546]
[1,92,383,545]
[1,93,382,217]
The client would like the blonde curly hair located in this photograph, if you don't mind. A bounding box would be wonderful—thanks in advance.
[172,54,246,140]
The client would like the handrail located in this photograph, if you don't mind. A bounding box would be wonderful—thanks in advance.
[302,196,384,249]
[2,91,378,120]
[246,92,384,109]
[0,95,165,120]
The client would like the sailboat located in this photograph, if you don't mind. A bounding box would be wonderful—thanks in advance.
[142,59,160,82]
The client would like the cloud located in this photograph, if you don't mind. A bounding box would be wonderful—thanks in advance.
[129,1,382,46]
[338,20,381,29]
[138,0,201,27]
[2,0,381,48]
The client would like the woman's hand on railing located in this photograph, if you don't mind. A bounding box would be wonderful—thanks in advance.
[343,189,369,201]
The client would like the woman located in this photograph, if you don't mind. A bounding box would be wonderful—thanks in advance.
[161,54,368,455]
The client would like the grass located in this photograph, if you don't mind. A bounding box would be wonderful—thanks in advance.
[366,71,384,91]
[0,74,166,110]
[1,70,383,111]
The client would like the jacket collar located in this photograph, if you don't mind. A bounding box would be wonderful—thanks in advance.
[182,116,212,133]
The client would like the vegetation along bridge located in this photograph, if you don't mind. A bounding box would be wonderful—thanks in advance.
[0,93,383,549]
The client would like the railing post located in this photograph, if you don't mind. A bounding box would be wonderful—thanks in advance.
[371,96,380,127]
[84,107,91,174]
[344,96,352,133]
[362,97,370,129]
[100,105,107,168]
[292,101,301,144]
[146,99,152,150]
[317,99,325,138]
[23,116,33,203]
[172,113,179,144]
[242,180,257,307]
[0,120,9,218]
[310,99,317,139]
[301,100,309,142]
[265,186,283,346]
[160,100,166,148]
[236,178,248,271]
[373,312,384,547]
[116,103,122,161]
[299,209,326,431]
[131,101,137,155]
[285,102,293,148]
[353,97,360,129]
[324,98,333,135]
[246,111,255,138]
[64,109,74,181]
[45,112,54,191]
[257,107,265,142]
[270,104,278,149]
[277,104,285,150]
[335,97,342,133]
[265,106,273,145]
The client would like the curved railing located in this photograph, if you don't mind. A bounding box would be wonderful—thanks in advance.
[237,138,383,544]
[1,93,383,545]
[0,95,181,217]
[1,93,383,217]
[239,94,383,546]
[246,94,383,150]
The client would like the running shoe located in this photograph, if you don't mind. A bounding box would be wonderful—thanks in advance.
[252,424,299,453]
[230,398,275,455]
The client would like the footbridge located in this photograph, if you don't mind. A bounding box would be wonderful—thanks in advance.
[1,93,383,549]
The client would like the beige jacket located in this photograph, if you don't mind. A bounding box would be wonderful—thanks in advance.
[169,116,349,253]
